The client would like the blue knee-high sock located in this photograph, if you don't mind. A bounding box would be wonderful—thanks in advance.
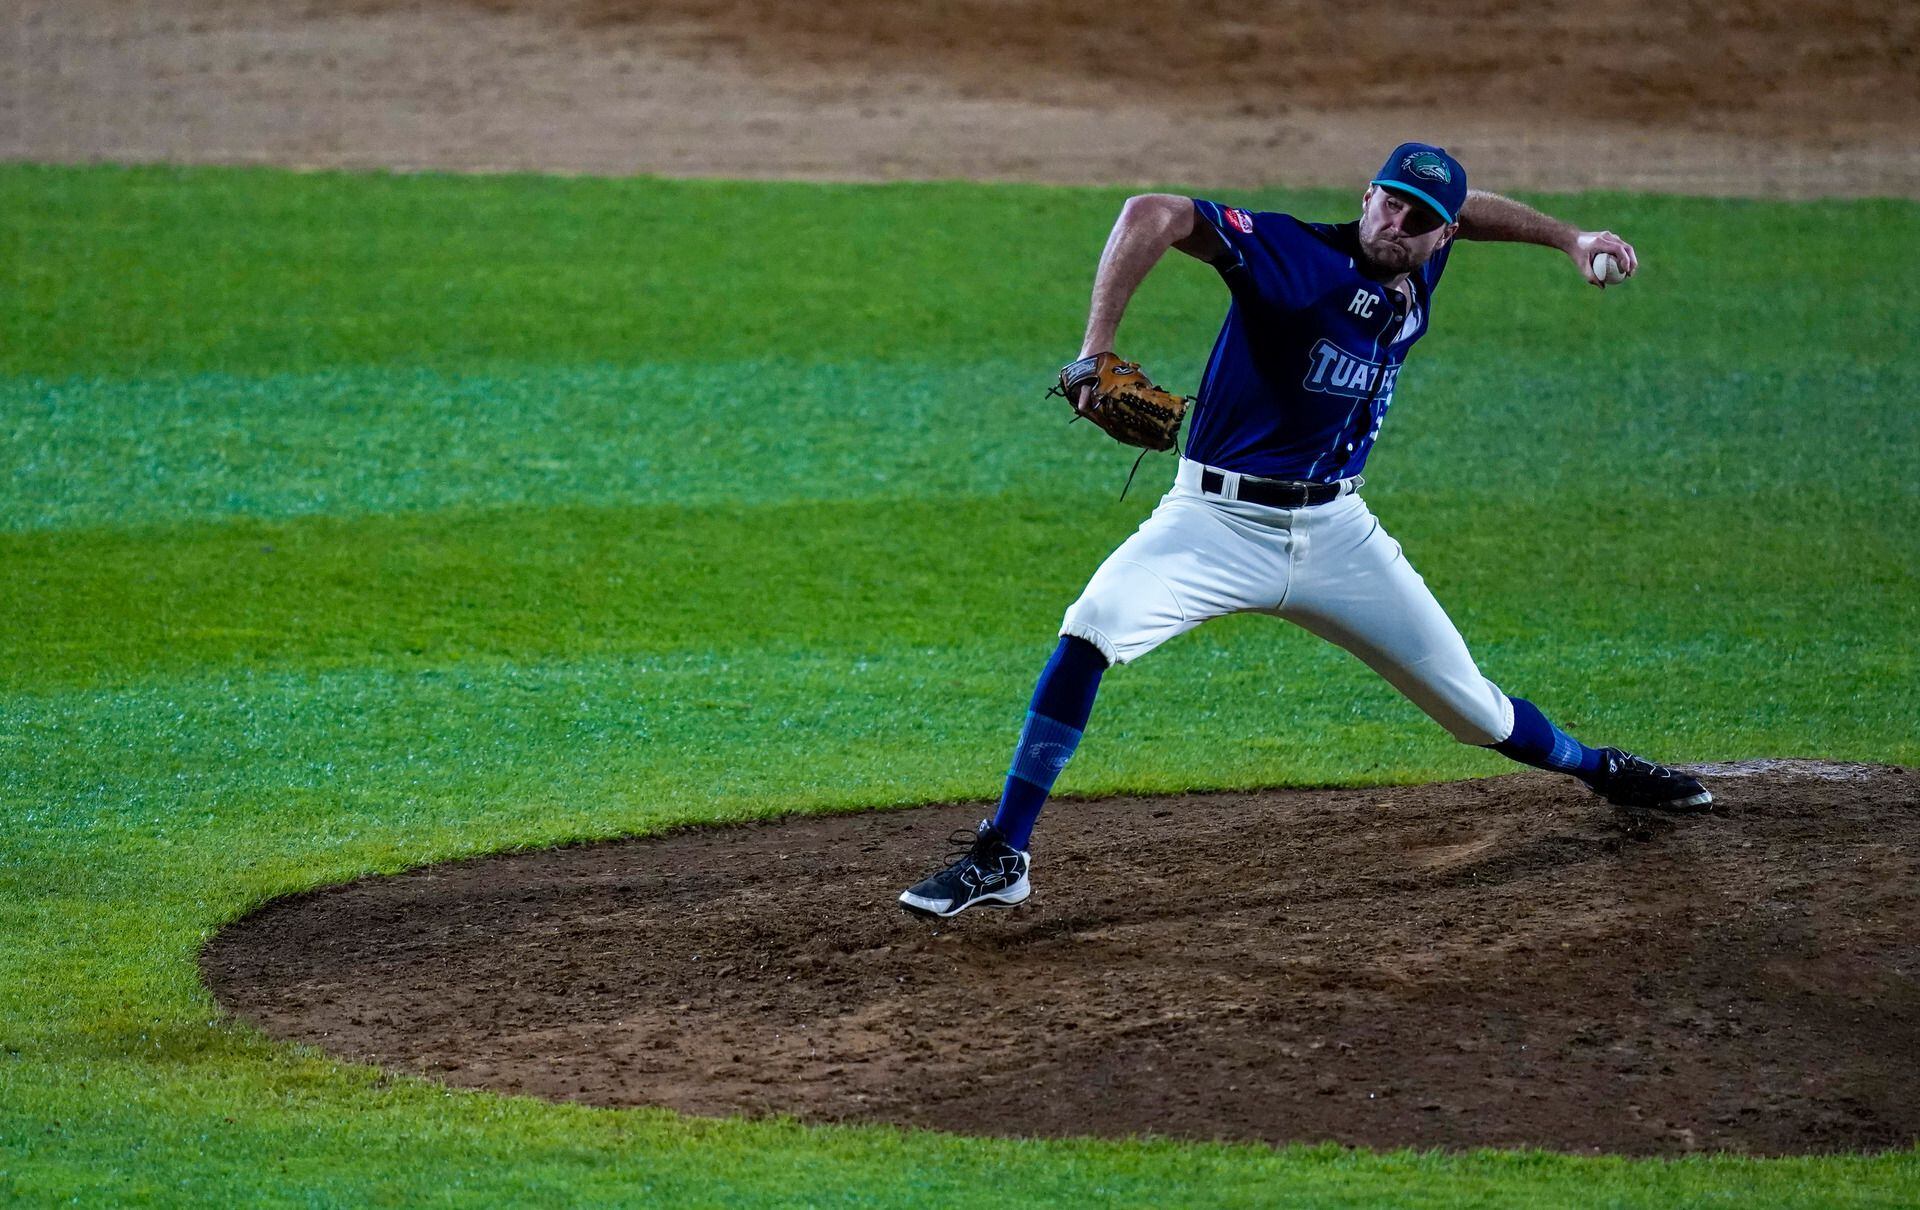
[992,636,1107,849]
[1491,695,1603,781]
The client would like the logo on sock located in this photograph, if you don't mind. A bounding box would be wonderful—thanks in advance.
[1026,741,1075,772]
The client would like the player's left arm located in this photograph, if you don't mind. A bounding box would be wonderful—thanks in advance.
[1454,189,1638,288]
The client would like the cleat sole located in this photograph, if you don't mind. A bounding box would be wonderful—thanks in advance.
[897,881,1031,919]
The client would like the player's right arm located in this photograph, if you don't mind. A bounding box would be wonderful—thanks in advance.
[1076,194,1229,364]
[1457,190,1638,287]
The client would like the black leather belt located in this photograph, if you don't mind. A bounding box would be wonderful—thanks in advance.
[1200,469,1342,508]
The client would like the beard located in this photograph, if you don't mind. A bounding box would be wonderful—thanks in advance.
[1359,229,1419,276]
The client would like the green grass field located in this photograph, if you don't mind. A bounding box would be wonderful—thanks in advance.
[2,162,1917,1206]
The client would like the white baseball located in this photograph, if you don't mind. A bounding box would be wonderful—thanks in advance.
[1593,251,1627,286]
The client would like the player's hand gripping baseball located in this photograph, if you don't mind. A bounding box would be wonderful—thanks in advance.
[1568,229,1638,287]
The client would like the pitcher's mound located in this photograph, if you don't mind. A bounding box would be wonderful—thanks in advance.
[204,762,1919,1156]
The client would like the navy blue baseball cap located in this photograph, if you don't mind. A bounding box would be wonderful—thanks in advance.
[1370,142,1467,224]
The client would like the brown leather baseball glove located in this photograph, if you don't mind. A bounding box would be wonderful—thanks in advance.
[1051,352,1190,452]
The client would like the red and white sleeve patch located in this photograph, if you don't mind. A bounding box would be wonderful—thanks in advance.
[1223,207,1254,234]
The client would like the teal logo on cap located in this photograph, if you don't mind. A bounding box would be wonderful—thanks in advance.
[1401,152,1452,184]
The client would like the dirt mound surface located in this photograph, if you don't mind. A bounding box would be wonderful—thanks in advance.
[7,0,1918,195]
[204,763,1920,1156]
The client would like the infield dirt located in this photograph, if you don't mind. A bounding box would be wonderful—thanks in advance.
[6,0,1917,196]
[205,761,1920,1157]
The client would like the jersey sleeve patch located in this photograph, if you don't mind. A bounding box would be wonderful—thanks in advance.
[1191,200,1315,310]
[1190,198,1251,275]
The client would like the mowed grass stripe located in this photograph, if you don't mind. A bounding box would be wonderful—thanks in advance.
[8,492,1913,690]
[5,165,1916,378]
[3,360,1119,532]
[4,620,1907,913]
[2,166,1173,377]
[7,354,1918,534]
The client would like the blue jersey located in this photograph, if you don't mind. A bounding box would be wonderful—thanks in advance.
[1185,199,1454,482]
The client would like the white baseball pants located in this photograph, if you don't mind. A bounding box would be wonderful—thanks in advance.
[1060,458,1516,745]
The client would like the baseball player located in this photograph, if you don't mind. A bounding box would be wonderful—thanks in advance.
[900,142,1712,920]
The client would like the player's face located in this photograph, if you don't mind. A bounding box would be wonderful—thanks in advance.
[1358,185,1455,275]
